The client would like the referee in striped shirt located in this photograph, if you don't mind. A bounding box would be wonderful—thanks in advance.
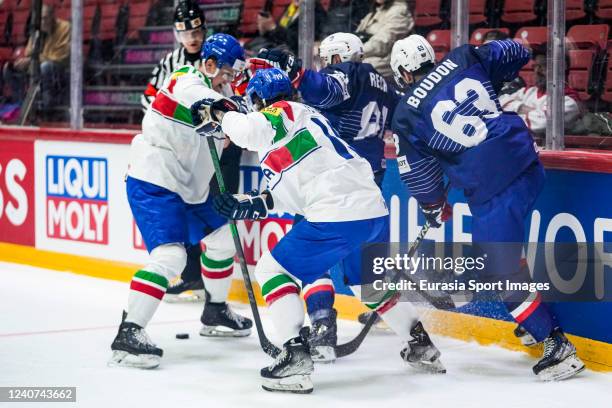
[141,0,206,110]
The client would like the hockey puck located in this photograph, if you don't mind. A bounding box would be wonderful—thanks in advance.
[176,333,190,340]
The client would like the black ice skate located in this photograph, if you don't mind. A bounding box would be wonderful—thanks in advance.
[533,328,585,381]
[400,321,446,374]
[309,309,338,363]
[514,324,537,347]
[199,301,252,337]
[163,278,205,303]
[109,312,162,369]
[357,311,388,330]
[261,328,314,394]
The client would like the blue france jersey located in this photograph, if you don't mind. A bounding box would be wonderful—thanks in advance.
[298,62,400,172]
[391,40,539,205]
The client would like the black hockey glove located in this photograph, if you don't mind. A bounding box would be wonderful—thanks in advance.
[190,97,241,127]
[256,48,303,84]
[229,95,249,114]
[213,190,274,220]
[419,200,452,228]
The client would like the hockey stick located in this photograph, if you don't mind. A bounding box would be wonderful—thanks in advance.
[335,184,453,358]
[200,124,281,358]
[335,219,434,357]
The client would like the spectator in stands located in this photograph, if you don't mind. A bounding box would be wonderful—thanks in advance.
[320,0,370,40]
[499,48,582,134]
[355,0,414,79]
[2,4,70,108]
[141,0,205,110]
[244,0,327,55]
[243,11,291,55]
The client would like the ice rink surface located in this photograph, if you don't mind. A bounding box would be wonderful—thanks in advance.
[1,261,610,408]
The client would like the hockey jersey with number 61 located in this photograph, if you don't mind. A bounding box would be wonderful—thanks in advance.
[128,65,226,204]
[391,40,539,206]
[221,101,389,222]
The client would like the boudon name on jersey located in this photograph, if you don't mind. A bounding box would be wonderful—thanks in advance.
[221,100,388,223]
[128,66,225,205]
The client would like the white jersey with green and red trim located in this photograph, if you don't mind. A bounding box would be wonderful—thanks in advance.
[128,65,226,204]
[221,101,388,222]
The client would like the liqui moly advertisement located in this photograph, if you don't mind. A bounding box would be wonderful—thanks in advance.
[34,141,149,264]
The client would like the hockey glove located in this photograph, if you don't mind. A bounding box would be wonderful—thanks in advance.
[190,97,241,127]
[419,200,452,228]
[256,48,304,85]
[213,190,274,220]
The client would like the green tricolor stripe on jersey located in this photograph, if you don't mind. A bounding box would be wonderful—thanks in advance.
[261,110,288,142]
[151,92,193,126]
[261,274,300,304]
[263,128,318,173]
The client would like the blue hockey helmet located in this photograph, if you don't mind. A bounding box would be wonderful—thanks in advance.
[245,68,293,110]
[201,34,246,73]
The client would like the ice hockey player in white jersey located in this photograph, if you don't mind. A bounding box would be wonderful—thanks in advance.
[109,34,252,369]
[197,68,445,393]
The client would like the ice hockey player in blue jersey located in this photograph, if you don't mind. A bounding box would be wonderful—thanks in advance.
[389,34,585,381]
[252,33,400,361]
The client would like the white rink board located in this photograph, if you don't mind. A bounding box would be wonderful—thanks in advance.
[34,140,149,264]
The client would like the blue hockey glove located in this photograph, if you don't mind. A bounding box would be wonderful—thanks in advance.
[213,190,274,220]
[419,200,452,228]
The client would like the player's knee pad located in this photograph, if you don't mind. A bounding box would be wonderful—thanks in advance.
[201,224,235,260]
[255,251,300,305]
[145,243,187,281]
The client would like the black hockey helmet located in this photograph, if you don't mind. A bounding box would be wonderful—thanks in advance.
[174,0,205,31]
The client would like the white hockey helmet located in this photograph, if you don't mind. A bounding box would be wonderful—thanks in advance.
[390,34,435,87]
[319,32,364,66]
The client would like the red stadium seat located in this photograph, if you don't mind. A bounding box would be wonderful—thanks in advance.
[568,49,597,100]
[99,3,120,41]
[12,9,28,23]
[595,0,612,21]
[514,26,547,48]
[0,46,13,62]
[55,6,70,20]
[566,24,609,50]
[469,0,487,25]
[239,8,259,35]
[14,0,31,11]
[501,0,537,24]
[427,30,450,61]
[272,5,286,20]
[470,28,510,45]
[242,0,266,8]
[414,0,443,28]
[130,1,151,17]
[566,0,586,21]
[602,42,612,102]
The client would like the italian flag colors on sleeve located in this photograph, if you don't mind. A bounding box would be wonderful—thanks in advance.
[261,274,300,305]
[261,101,295,143]
[130,270,169,300]
[262,128,318,173]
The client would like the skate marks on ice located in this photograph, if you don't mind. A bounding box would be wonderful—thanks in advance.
[0,262,610,408]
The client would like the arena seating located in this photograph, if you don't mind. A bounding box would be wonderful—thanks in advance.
[0,0,611,138]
